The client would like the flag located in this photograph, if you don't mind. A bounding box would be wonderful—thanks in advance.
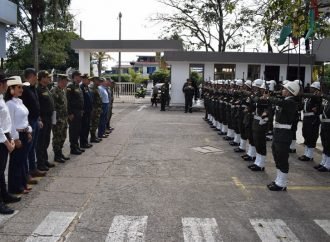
[305,8,315,39]
[278,25,292,45]
[292,37,299,45]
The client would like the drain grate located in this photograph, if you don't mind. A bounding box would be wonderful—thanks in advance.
[191,146,224,154]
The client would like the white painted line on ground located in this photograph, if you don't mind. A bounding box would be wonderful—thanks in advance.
[202,146,223,152]
[137,105,147,112]
[250,219,299,242]
[192,147,212,154]
[314,220,330,236]
[25,211,77,242]
[0,210,19,226]
[182,217,222,242]
[105,215,148,242]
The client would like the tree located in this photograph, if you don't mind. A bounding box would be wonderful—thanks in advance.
[153,0,254,52]
[149,69,170,84]
[92,52,113,77]
[252,0,330,53]
[9,0,73,70]
[6,30,79,70]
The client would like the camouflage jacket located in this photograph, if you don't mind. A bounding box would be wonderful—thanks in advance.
[51,85,68,122]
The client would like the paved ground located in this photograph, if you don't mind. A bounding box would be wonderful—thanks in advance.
[0,101,330,242]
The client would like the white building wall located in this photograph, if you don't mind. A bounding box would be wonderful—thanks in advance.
[235,63,248,80]
[79,50,90,75]
[203,63,213,81]
[170,61,312,106]
[170,62,190,106]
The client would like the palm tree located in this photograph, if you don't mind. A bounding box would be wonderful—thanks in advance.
[92,52,113,77]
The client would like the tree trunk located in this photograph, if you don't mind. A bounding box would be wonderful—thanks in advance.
[98,56,102,77]
[32,0,39,70]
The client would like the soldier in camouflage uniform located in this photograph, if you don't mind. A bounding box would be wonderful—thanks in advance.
[90,77,103,143]
[51,74,69,163]
[67,71,84,155]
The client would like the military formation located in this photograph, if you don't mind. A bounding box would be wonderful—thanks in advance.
[0,70,114,215]
[202,78,330,191]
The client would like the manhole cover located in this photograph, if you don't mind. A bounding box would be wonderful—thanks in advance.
[192,146,224,154]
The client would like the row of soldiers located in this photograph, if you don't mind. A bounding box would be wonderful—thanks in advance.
[203,78,330,191]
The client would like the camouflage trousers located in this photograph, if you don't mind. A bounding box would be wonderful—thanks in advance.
[52,120,67,155]
[90,110,101,138]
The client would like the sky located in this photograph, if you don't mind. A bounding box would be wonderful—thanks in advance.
[70,0,170,68]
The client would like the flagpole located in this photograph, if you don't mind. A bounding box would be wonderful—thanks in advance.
[298,37,301,85]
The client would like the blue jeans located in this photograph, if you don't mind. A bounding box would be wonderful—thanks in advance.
[98,103,109,137]
[27,119,39,173]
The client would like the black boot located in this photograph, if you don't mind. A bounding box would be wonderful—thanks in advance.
[2,193,21,204]
[61,153,70,161]
[0,201,14,215]
[54,153,65,163]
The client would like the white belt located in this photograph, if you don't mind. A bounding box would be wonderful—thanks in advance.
[274,122,292,129]
[241,105,247,108]
[304,112,315,116]
[254,115,262,121]
[235,105,240,107]
[321,119,330,123]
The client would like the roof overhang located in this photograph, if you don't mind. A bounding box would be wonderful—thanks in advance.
[164,51,315,65]
[71,40,183,52]
[313,38,330,62]
[0,0,17,25]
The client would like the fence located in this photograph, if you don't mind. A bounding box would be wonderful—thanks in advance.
[113,82,137,103]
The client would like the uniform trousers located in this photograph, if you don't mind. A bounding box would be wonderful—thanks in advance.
[321,123,330,156]
[185,95,193,112]
[69,111,82,150]
[52,120,67,155]
[302,116,320,148]
[0,142,9,199]
[272,129,292,173]
[80,111,91,145]
[8,132,29,194]
[252,120,267,156]
[90,110,101,139]
[36,117,52,166]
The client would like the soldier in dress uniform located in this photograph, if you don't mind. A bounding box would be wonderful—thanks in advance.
[298,81,322,161]
[51,74,70,163]
[36,71,55,171]
[248,79,269,171]
[234,80,252,153]
[79,74,93,149]
[89,77,103,143]
[67,71,84,155]
[315,79,330,172]
[264,81,300,191]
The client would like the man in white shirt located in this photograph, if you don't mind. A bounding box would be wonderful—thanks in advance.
[0,75,19,215]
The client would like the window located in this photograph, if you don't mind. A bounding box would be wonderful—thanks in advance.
[248,65,260,80]
[147,66,156,74]
[287,66,306,83]
[189,64,204,82]
[214,64,236,80]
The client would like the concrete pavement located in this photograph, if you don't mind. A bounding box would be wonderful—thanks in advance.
[0,102,329,241]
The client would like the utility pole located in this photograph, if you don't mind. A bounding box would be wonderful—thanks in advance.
[80,20,82,38]
[118,12,122,82]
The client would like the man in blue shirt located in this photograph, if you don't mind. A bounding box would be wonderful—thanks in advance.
[98,78,109,139]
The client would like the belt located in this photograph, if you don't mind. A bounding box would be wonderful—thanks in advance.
[304,112,315,116]
[16,127,29,132]
[254,115,261,120]
[274,122,292,129]
[321,119,330,123]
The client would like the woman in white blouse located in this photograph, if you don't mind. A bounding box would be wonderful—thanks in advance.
[5,76,32,194]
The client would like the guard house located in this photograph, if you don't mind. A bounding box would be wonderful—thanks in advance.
[0,0,17,59]
[164,51,315,106]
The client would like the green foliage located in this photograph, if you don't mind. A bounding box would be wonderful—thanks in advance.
[103,74,131,82]
[6,30,79,70]
[149,69,170,83]
[128,68,145,84]
[190,71,202,86]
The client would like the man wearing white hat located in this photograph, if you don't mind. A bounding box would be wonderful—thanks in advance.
[298,81,322,162]
[264,81,299,191]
